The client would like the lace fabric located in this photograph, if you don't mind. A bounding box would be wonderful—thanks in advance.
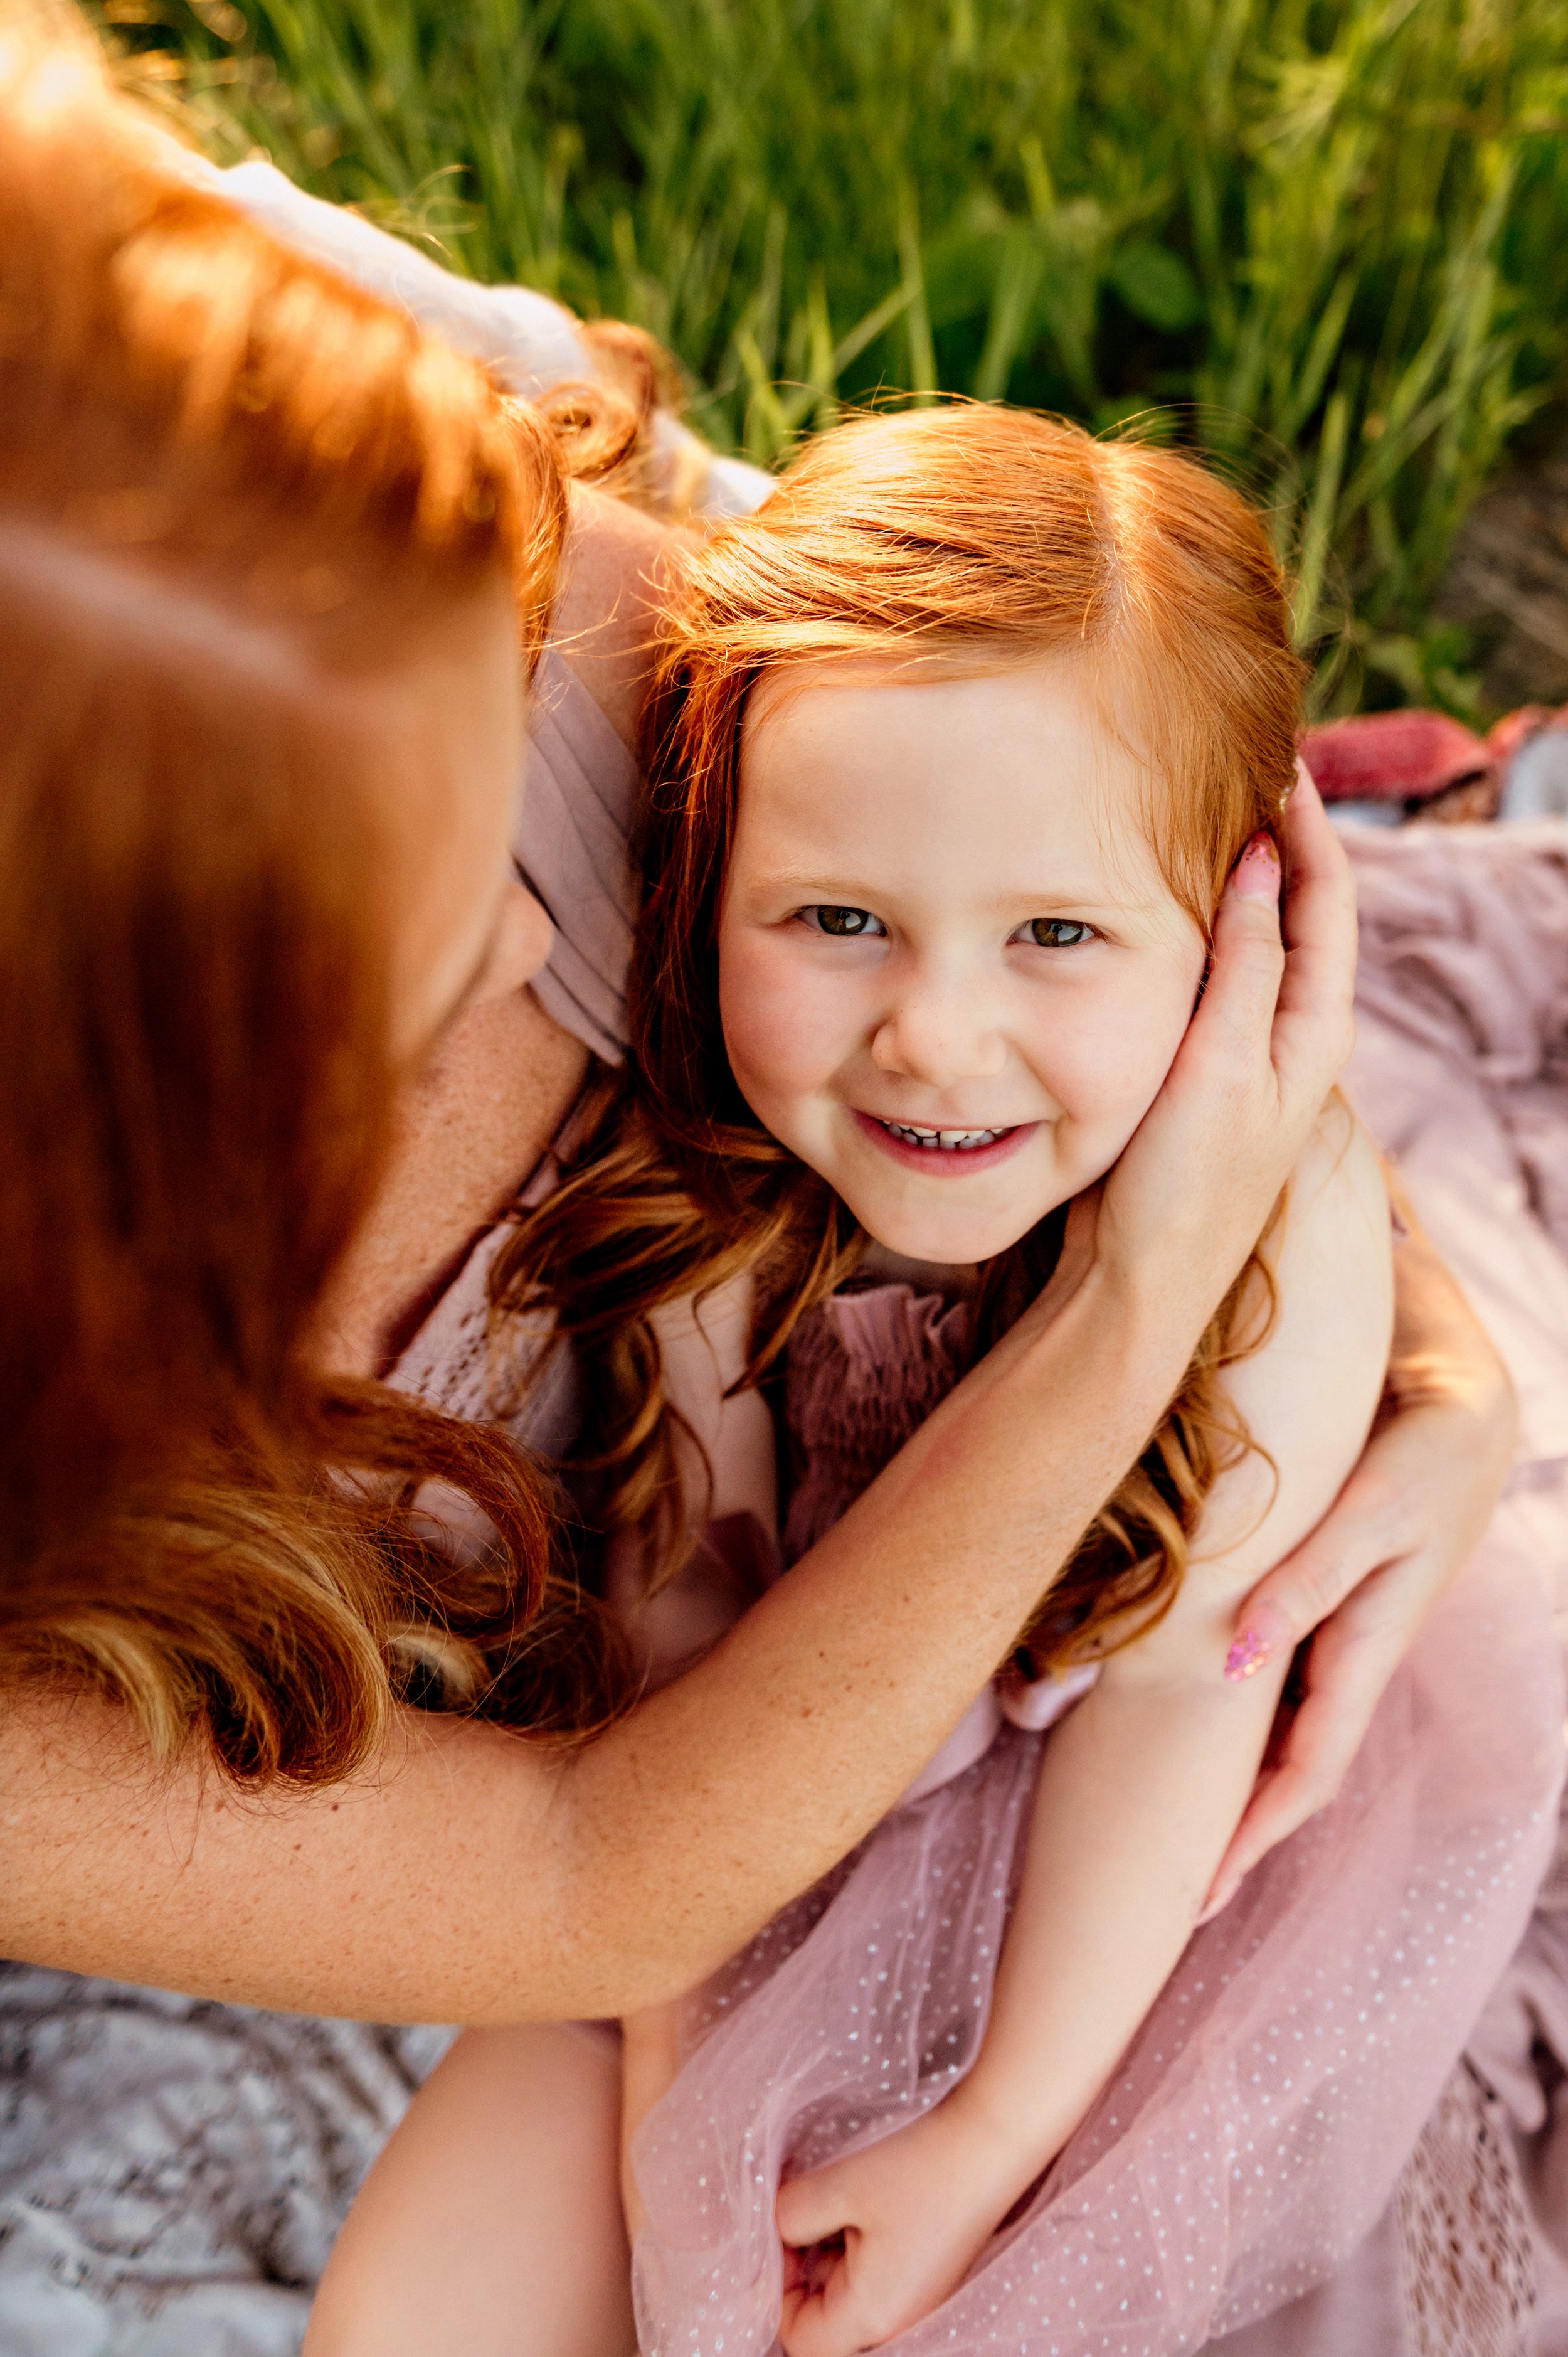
[1394,2062,1537,2357]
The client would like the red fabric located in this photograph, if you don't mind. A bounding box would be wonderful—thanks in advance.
[1300,709,1495,802]
[1488,704,1557,770]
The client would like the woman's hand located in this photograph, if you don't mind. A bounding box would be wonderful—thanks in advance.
[1091,767,1358,1321]
[1202,1193,1518,1915]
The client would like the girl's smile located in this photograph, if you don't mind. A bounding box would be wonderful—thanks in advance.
[852,1110,1037,1176]
[718,657,1209,1266]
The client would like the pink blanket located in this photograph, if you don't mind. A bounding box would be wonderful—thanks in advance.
[1347,820,1568,1472]
[1222,816,1568,2357]
[1347,821,1568,2357]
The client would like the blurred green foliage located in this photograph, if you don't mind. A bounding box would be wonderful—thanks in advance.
[113,0,1568,710]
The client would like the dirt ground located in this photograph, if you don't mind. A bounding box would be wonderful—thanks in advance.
[1438,417,1568,712]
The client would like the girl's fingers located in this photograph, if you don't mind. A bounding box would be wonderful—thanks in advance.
[780,2287,823,2357]
[779,2259,866,2357]
[776,2172,847,2252]
[780,2286,830,2357]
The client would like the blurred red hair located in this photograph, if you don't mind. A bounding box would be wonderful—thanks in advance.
[0,21,620,1779]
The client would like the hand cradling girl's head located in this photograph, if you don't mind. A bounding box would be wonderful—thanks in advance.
[637,405,1305,1269]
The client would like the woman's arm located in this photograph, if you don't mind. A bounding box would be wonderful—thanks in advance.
[775,1106,1392,2357]
[0,1228,1222,2025]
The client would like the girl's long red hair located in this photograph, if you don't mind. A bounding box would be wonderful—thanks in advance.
[496,406,1305,1666]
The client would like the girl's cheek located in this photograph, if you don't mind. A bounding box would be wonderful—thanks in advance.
[719,930,855,1102]
[1029,964,1197,1138]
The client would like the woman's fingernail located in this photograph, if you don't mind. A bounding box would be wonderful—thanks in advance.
[1231,833,1282,902]
[1224,1627,1271,1679]
[1197,1878,1237,1925]
[1224,1601,1290,1681]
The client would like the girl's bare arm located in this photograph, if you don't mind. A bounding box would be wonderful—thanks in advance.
[1209,1182,1518,1902]
[776,1106,1392,2357]
[961,1114,1393,2144]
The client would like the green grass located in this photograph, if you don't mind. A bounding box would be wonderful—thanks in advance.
[112,0,1568,713]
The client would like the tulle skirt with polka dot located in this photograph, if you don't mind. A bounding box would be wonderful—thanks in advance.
[630,1516,1562,2357]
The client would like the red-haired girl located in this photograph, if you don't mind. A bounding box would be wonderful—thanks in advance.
[316,407,1559,2357]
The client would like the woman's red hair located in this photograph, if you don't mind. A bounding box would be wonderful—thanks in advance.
[498,407,1305,1663]
[0,22,622,1779]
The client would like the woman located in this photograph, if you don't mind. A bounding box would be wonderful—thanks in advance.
[0,26,1520,2353]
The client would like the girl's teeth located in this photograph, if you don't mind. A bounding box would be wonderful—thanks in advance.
[879,1119,1002,1151]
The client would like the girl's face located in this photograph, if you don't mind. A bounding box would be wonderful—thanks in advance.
[718,658,1209,1266]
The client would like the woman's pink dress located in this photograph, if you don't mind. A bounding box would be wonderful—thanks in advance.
[628,1237,1565,2355]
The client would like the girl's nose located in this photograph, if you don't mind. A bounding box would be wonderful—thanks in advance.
[870,983,1008,1087]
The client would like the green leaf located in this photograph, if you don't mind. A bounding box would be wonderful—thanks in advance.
[1106,241,1203,333]
[921,225,1007,333]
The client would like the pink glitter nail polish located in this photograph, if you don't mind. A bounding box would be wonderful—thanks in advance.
[1224,1625,1271,1681]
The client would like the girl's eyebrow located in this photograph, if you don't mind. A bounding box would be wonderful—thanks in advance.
[1004,888,1165,918]
[741,865,1158,918]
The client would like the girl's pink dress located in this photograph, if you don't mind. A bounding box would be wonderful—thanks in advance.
[628,1266,1564,2357]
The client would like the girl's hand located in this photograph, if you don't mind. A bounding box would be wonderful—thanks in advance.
[1202,1199,1517,1915]
[776,2099,1022,2357]
[1094,767,1358,1316]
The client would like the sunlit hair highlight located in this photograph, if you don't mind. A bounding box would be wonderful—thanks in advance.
[498,405,1303,1666]
[0,23,622,1781]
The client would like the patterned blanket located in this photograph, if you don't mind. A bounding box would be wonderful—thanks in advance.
[0,1966,448,2354]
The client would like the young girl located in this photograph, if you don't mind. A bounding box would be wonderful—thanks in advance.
[318,408,1560,2357]
[574,402,1399,2354]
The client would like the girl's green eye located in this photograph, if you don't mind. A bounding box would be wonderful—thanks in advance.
[807,905,884,937]
[1025,918,1094,949]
